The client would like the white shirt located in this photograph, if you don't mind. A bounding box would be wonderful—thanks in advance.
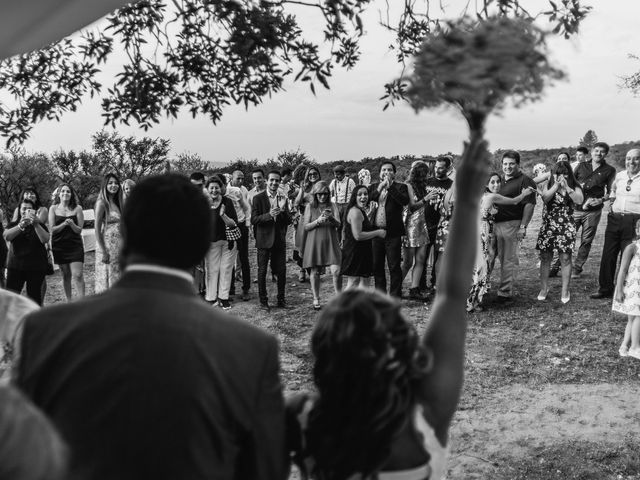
[611,170,640,215]
[330,177,356,204]
[225,185,249,224]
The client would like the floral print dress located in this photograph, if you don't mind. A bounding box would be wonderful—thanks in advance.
[612,240,640,316]
[95,209,122,293]
[467,193,497,311]
[535,190,576,253]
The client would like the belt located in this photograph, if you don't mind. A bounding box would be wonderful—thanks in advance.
[609,211,640,217]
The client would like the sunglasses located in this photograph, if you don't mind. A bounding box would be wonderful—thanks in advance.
[627,179,633,192]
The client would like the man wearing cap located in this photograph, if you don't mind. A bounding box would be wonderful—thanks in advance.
[329,165,355,233]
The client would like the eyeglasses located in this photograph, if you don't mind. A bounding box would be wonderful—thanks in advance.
[627,179,633,192]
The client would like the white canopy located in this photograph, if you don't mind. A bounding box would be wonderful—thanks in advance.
[0,0,133,60]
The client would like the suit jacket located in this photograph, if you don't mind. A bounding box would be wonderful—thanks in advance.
[369,181,410,238]
[15,270,286,480]
[251,191,291,249]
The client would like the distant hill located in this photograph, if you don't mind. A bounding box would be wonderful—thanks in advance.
[315,140,640,181]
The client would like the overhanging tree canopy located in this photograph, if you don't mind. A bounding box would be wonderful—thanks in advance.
[0,0,591,146]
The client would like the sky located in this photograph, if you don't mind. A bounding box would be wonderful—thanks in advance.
[16,1,640,163]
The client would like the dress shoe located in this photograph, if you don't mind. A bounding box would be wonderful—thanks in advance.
[590,291,612,299]
[276,300,288,309]
[260,302,271,313]
[241,290,250,301]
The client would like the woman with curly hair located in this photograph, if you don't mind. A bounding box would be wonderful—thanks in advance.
[94,173,123,293]
[536,160,583,303]
[286,137,490,480]
[401,161,431,301]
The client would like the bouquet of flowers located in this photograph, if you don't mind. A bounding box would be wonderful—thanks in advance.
[533,163,548,177]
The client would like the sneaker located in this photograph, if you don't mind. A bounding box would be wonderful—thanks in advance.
[219,299,231,310]
[207,299,218,307]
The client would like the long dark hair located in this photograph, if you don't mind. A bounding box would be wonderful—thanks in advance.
[96,173,122,216]
[547,161,578,190]
[407,161,430,199]
[305,290,431,480]
[53,183,78,210]
[12,187,43,221]
[346,185,369,212]
[485,172,502,193]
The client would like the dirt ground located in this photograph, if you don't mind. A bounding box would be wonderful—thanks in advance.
[42,203,640,479]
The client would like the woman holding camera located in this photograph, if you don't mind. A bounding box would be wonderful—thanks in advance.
[3,198,50,305]
[302,180,342,310]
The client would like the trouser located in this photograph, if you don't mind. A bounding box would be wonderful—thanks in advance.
[6,268,46,305]
[572,209,602,273]
[231,223,251,294]
[598,212,640,293]
[257,240,286,304]
[419,225,439,289]
[493,220,521,298]
[204,240,238,301]
[372,235,403,298]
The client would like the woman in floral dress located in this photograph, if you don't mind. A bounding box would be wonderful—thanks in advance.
[95,173,123,293]
[536,161,583,304]
[467,173,535,312]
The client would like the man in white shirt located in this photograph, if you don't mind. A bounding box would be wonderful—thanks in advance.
[227,170,252,300]
[592,148,640,298]
[329,165,355,238]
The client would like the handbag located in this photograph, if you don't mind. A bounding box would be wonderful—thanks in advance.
[225,225,242,241]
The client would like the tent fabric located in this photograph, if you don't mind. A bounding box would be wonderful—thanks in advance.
[0,0,132,60]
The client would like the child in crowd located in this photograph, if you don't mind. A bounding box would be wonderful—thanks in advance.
[612,219,640,359]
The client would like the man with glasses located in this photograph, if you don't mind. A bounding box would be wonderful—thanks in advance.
[591,148,640,299]
[571,142,616,279]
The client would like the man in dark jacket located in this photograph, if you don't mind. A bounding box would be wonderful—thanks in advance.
[369,161,410,298]
[14,174,286,480]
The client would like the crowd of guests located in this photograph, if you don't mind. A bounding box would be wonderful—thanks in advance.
[2,141,640,480]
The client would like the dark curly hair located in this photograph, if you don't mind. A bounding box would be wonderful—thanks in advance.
[305,290,431,480]
[407,161,430,199]
[547,160,578,190]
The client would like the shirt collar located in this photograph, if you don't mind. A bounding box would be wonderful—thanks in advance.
[125,264,193,283]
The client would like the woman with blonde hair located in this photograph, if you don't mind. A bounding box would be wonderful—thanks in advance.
[302,180,342,310]
[94,173,123,293]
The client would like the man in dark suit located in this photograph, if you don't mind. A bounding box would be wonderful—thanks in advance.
[252,170,292,311]
[14,174,286,480]
[369,161,410,298]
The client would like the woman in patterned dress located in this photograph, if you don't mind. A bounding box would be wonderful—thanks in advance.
[401,161,430,301]
[294,166,321,282]
[536,161,583,304]
[612,219,640,359]
[467,174,535,312]
[94,173,123,294]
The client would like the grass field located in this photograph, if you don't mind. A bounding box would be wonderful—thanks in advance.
[42,203,640,479]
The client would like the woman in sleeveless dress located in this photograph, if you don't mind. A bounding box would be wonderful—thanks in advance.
[302,181,342,310]
[467,173,536,312]
[95,173,123,294]
[340,185,386,290]
[536,161,583,304]
[286,137,490,480]
[401,161,430,301]
[612,220,640,359]
[294,166,322,283]
[49,183,85,301]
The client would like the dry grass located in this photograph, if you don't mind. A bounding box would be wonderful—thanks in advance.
[42,203,640,478]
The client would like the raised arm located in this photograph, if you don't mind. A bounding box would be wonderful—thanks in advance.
[417,136,489,444]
